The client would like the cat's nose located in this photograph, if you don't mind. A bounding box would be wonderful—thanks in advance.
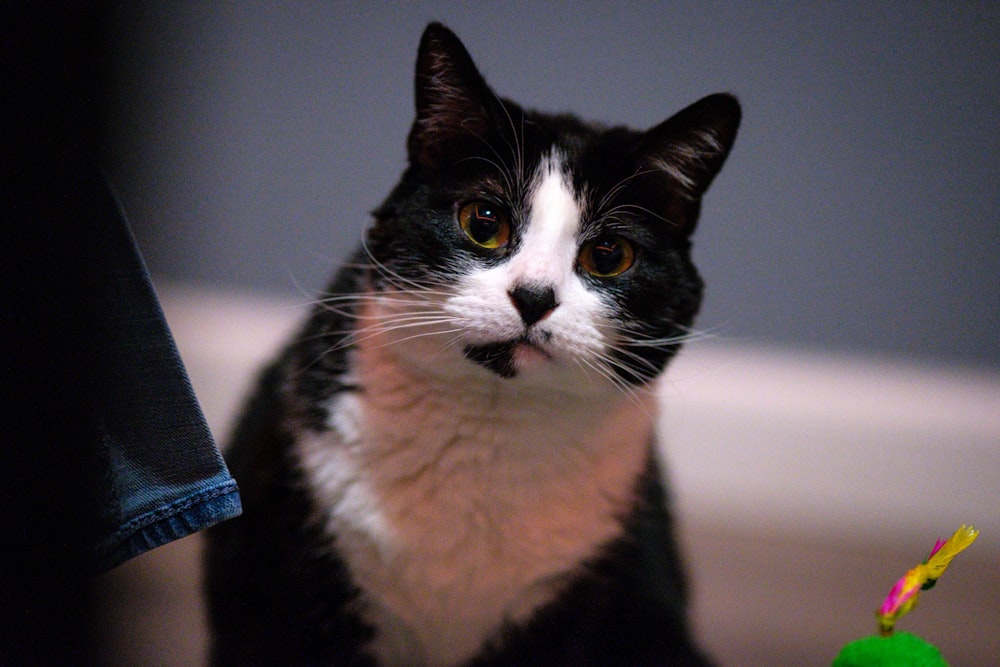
[508,284,558,326]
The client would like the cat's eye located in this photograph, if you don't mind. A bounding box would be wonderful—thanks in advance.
[457,201,511,250]
[579,235,636,277]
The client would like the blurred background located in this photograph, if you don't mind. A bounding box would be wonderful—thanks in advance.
[85,2,998,665]
[102,1,999,371]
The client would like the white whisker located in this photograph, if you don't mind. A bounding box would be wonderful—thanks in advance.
[574,356,653,415]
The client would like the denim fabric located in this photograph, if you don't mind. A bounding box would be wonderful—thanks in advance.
[3,7,240,659]
[82,178,243,572]
[5,165,242,574]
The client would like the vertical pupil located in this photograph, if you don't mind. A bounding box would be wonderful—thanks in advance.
[595,240,621,271]
[473,206,497,240]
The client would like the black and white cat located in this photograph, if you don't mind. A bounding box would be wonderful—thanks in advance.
[205,23,739,667]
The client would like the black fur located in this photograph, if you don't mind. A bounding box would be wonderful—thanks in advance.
[205,23,738,666]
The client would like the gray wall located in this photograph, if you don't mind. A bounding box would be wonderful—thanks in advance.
[104,2,999,370]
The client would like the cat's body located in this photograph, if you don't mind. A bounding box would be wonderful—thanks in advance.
[205,24,739,666]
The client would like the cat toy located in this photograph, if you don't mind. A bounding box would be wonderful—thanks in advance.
[832,524,979,666]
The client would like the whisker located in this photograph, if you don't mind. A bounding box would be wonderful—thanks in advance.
[574,356,653,415]
[352,325,465,352]
[592,168,652,219]
[303,317,464,363]
[600,319,719,349]
[356,240,458,296]
[313,296,445,318]
[602,344,664,383]
[596,201,678,229]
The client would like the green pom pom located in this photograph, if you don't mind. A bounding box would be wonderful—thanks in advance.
[832,632,948,667]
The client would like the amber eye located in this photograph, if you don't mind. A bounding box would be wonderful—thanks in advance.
[579,235,636,277]
[457,201,511,250]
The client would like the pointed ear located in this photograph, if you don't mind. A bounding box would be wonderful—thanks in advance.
[632,93,741,233]
[639,93,741,198]
[407,23,497,170]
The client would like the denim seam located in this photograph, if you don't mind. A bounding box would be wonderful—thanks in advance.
[103,479,238,548]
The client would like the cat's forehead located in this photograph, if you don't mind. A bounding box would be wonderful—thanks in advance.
[523,151,581,240]
[486,150,581,288]
[515,127,634,216]
[520,147,600,235]
[528,150,574,202]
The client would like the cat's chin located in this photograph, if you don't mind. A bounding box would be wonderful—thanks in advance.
[462,339,553,379]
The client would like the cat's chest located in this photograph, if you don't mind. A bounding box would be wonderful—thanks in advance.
[295,358,655,666]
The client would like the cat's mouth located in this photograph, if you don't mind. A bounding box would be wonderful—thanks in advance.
[463,337,553,379]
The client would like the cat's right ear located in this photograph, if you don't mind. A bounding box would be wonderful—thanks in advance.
[408,23,497,171]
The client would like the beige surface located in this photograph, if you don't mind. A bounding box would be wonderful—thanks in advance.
[95,284,1000,665]
[94,521,1000,666]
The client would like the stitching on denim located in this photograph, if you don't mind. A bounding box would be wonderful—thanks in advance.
[105,479,239,545]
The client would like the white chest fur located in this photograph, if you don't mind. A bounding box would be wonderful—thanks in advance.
[296,344,656,666]
[294,148,664,665]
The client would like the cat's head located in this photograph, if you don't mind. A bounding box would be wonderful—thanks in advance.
[362,23,739,390]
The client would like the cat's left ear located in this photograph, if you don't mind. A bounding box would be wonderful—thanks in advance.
[407,23,499,171]
[636,93,741,233]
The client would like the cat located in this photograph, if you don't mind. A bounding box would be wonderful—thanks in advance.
[204,22,739,667]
